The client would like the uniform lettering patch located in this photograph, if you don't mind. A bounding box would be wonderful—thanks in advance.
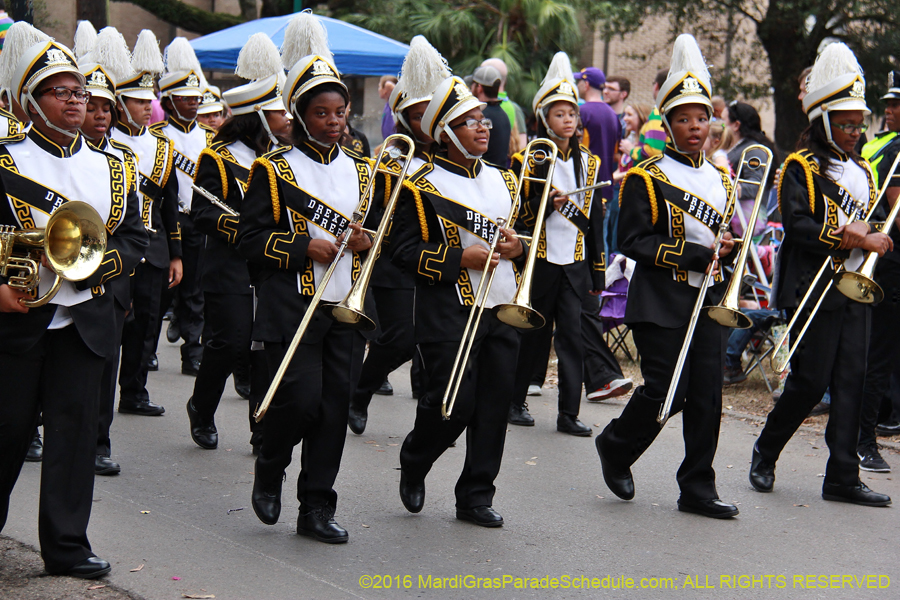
[172,149,197,178]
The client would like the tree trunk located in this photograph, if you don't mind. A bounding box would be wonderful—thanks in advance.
[110,0,243,35]
[260,0,294,18]
[757,4,820,152]
[238,0,258,21]
[9,0,33,23]
[78,0,110,29]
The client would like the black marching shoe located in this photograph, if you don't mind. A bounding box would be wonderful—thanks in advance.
[118,399,165,416]
[399,471,425,513]
[251,467,282,525]
[595,429,634,500]
[94,455,121,476]
[166,318,180,343]
[60,557,111,579]
[749,444,775,492]
[182,359,201,377]
[677,496,739,519]
[25,431,43,462]
[875,421,900,436]
[557,413,592,437]
[146,353,159,371]
[374,378,393,396]
[347,402,368,435]
[508,403,534,426]
[186,399,218,449]
[297,505,348,544]
[822,480,892,507]
[234,378,251,400]
[456,506,504,527]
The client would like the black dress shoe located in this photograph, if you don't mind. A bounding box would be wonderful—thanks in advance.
[251,466,281,525]
[25,431,42,462]
[146,353,159,371]
[822,480,892,507]
[374,378,393,396]
[876,421,900,436]
[61,556,111,579]
[94,455,121,476]
[749,443,775,493]
[118,399,165,416]
[297,505,349,544]
[557,413,592,436]
[595,432,634,500]
[187,399,218,449]
[166,318,181,343]
[234,379,251,400]
[677,496,739,519]
[347,403,368,435]
[508,403,534,426]
[399,471,425,513]
[182,359,201,376]
[456,505,504,527]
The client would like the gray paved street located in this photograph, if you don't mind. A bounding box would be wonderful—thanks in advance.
[4,337,898,599]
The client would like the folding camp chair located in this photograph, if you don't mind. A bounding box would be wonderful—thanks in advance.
[599,260,637,362]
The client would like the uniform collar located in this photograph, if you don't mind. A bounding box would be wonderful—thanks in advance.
[165,117,196,134]
[87,135,108,151]
[557,145,574,161]
[28,127,83,158]
[434,154,482,178]
[116,121,146,137]
[298,140,340,164]
[827,146,850,162]
[665,143,705,168]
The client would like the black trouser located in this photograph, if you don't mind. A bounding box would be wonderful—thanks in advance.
[98,301,127,456]
[0,325,105,573]
[119,262,164,403]
[351,286,421,409]
[757,301,868,487]
[166,212,204,364]
[859,260,900,447]
[400,317,519,509]
[255,325,365,510]
[513,270,583,416]
[191,292,252,420]
[600,319,726,500]
[581,293,624,391]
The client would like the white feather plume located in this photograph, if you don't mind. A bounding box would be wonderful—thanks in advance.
[280,10,334,71]
[74,20,98,62]
[131,29,165,75]
[0,22,51,92]
[399,35,449,100]
[541,51,575,86]
[93,27,135,82]
[807,42,863,93]
[236,32,283,81]
[668,33,710,83]
[164,36,202,75]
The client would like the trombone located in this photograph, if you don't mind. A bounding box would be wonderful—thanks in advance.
[253,134,415,421]
[658,144,772,425]
[0,201,107,308]
[442,138,558,419]
[773,150,900,374]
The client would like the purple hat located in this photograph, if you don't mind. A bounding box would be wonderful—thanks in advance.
[574,67,605,89]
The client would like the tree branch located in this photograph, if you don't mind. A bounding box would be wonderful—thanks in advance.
[110,0,243,35]
[706,0,759,24]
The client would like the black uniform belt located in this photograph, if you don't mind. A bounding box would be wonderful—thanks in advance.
[139,173,163,201]
[426,193,498,243]
[173,149,197,178]
[557,198,590,234]
[280,180,353,237]
[654,177,722,235]
[813,172,865,219]
[0,165,74,215]
[222,158,249,187]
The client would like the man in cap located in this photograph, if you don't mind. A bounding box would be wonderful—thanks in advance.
[574,67,620,199]
[470,64,511,166]
[480,58,526,150]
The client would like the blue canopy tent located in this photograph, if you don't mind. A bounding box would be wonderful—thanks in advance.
[190,13,408,77]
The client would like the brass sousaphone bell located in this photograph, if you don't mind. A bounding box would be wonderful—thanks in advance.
[0,201,107,307]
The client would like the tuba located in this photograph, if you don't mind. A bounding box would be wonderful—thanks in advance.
[0,201,107,308]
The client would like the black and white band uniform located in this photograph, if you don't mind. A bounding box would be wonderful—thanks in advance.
[391,73,527,528]
[0,39,147,578]
[751,42,892,507]
[595,34,740,519]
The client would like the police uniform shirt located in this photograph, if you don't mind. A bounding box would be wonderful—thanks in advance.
[153,118,212,212]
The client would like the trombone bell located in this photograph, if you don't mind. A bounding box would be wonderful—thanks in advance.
[319,303,377,331]
[702,306,753,329]
[834,271,883,304]
[493,304,546,330]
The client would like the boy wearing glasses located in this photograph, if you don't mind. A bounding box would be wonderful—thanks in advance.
[0,38,146,579]
[391,72,526,528]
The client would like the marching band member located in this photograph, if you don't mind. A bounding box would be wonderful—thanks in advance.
[749,43,892,507]
[187,33,291,451]
[237,11,374,543]
[196,84,226,130]
[0,37,146,578]
[112,30,181,417]
[391,68,526,528]
[154,37,213,377]
[347,35,442,435]
[508,52,605,436]
[595,35,739,518]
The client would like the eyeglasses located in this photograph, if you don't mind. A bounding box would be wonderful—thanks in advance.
[451,118,492,130]
[832,122,868,134]
[39,86,90,103]
[172,95,200,104]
